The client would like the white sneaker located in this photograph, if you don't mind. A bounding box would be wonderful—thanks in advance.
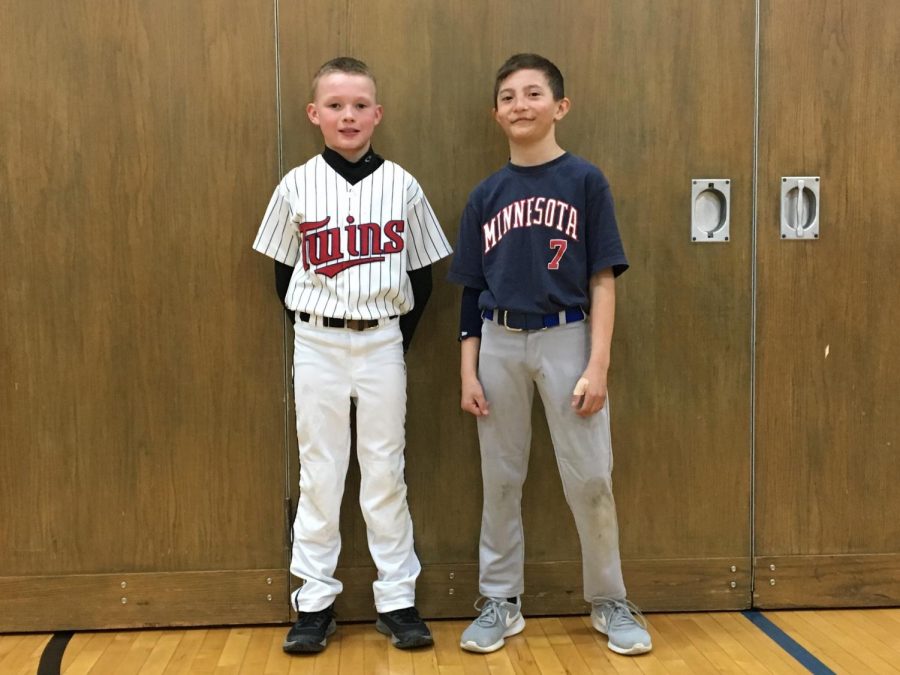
[459,597,526,653]
[591,598,652,655]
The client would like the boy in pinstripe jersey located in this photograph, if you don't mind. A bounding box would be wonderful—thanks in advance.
[253,57,452,653]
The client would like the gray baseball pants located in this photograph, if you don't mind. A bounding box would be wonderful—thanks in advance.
[475,319,627,603]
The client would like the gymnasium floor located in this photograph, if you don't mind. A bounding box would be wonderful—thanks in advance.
[2,608,899,674]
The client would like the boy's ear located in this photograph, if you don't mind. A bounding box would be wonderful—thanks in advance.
[373,104,384,126]
[306,102,320,126]
[554,97,571,121]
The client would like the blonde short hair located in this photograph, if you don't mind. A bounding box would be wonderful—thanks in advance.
[310,57,376,100]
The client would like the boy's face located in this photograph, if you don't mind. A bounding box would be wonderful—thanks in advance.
[307,72,383,162]
[493,69,569,145]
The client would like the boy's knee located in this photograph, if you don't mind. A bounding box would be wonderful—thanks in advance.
[569,474,614,508]
[361,458,407,508]
[483,480,524,506]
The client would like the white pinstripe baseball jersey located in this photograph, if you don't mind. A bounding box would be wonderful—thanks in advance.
[254,155,452,320]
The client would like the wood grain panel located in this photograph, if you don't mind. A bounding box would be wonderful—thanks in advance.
[754,554,900,608]
[756,1,900,564]
[0,0,285,583]
[580,0,755,562]
[0,570,288,632]
[327,558,749,620]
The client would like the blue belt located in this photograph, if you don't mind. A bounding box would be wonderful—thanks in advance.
[482,307,586,331]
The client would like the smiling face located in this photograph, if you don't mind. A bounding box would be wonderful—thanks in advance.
[493,68,570,147]
[306,72,383,162]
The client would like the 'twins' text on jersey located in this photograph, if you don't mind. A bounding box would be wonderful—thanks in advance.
[298,216,405,278]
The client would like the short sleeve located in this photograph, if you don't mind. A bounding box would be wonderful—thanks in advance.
[405,178,453,270]
[447,199,487,289]
[585,173,629,277]
[252,183,301,266]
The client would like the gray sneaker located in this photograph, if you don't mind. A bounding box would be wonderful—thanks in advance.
[590,598,652,655]
[459,597,526,653]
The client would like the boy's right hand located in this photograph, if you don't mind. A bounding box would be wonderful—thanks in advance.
[461,378,490,417]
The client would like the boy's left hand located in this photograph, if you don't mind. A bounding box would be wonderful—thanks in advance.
[571,366,608,417]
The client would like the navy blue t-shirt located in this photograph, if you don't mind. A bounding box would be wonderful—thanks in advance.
[448,153,628,316]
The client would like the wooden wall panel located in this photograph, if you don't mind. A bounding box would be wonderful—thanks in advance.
[756,0,900,583]
[754,554,900,608]
[0,570,288,632]
[0,0,286,627]
[324,558,749,621]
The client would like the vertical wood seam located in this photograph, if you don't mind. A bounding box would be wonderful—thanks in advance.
[750,0,762,601]
[273,0,293,608]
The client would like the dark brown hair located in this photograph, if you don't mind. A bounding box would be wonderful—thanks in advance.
[494,53,565,104]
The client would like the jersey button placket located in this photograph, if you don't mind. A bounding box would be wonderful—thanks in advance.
[340,185,359,319]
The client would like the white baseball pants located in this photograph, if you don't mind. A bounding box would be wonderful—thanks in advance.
[475,319,627,603]
[289,318,421,613]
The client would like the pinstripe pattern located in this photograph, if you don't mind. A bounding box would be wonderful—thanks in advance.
[253,156,452,320]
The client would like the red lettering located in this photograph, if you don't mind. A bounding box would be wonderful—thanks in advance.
[298,217,331,270]
[548,239,568,270]
[382,220,405,254]
[346,224,359,256]
[306,229,341,267]
[358,222,381,256]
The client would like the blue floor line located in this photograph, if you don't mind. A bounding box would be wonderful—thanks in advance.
[742,611,836,675]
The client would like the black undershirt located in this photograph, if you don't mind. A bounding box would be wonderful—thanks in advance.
[459,286,483,340]
[274,147,433,352]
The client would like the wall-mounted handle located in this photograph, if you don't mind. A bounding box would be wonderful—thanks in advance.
[781,177,820,240]
[691,179,730,243]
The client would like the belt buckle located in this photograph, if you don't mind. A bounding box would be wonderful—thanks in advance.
[501,310,524,332]
[350,318,380,331]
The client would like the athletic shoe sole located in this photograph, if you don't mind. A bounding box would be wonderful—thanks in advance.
[590,614,652,655]
[459,613,526,653]
[374,618,434,649]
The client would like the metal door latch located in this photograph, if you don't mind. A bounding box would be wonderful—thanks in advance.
[781,177,820,239]
[691,179,731,243]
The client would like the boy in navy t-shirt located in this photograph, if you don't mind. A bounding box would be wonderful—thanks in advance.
[447,53,652,656]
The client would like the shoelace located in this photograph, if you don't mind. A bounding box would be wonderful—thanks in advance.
[385,606,422,625]
[297,608,332,629]
[592,597,648,630]
[472,597,507,627]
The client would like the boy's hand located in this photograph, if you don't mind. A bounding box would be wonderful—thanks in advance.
[461,377,490,417]
[571,366,608,417]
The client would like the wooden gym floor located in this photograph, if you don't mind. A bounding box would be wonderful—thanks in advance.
[2,609,900,674]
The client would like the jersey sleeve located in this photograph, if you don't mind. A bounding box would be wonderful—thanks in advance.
[252,182,301,266]
[585,172,629,277]
[404,177,453,270]
[446,199,487,289]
